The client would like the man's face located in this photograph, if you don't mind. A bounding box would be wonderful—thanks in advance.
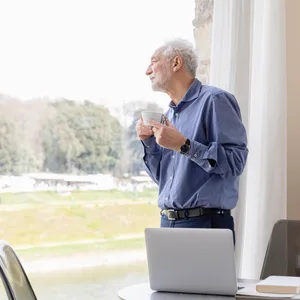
[145,49,172,92]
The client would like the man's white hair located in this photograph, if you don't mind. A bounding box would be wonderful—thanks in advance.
[160,38,199,77]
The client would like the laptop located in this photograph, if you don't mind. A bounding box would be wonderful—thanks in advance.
[144,227,239,296]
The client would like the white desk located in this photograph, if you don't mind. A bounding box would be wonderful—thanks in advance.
[118,279,258,300]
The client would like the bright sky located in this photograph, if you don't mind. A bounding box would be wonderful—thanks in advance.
[0,0,195,111]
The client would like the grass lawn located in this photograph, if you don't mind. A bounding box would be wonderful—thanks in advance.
[0,201,160,246]
[0,188,158,204]
[16,237,147,259]
[0,189,160,261]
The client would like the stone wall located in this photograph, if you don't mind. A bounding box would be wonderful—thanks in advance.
[193,0,213,84]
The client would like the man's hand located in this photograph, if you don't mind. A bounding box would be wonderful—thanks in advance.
[149,118,186,151]
[136,116,154,140]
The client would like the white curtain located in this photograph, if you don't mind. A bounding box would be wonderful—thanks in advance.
[210,0,287,279]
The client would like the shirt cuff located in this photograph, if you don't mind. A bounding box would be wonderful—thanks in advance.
[186,140,208,160]
[141,136,160,154]
[186,140,220,172]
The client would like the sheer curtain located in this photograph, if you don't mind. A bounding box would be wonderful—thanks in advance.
[210,0,287,279]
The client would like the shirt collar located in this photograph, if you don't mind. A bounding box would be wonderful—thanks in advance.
[168,78,202,108]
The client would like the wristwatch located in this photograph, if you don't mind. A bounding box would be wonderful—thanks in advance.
[180,138,191,155]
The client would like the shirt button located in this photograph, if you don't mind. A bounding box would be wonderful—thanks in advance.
[194,154,198,158]
[175,113,179,117]
[172,155,175,159]
[170,176,173,180]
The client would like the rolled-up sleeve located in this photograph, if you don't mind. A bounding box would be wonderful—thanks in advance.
[185,92,248,178]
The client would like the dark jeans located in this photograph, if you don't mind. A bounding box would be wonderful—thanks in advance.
[160,214,236,245]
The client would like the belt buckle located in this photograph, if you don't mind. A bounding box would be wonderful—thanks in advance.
[199,208,205,216]
[167,209,178,221]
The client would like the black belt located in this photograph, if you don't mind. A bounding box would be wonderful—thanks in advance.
[161,207,231,221]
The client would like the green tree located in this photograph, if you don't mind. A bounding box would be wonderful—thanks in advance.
[0,97,47,174]
[0,95,123,175]
[0,121,14,173]
[43,99,123,174]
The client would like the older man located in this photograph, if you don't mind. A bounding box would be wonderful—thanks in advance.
[136,38,248,240]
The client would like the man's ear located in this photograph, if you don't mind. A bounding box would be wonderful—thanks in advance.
[172,56,183,72]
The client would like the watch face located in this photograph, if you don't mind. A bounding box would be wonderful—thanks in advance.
[180,144,189,153]
[180,139,191,154]
[181,145,187,151]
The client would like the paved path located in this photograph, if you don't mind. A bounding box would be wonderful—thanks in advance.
[15,233,144,250]
[22,248,147,273]
[17,234,147,273]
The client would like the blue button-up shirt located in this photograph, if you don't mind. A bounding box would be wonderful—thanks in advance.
[142,79,248,210]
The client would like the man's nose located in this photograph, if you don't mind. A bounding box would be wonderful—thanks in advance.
[145,66,152,76]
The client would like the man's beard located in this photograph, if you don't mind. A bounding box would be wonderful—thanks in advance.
[151,70,171,92]
[152,71,171,92]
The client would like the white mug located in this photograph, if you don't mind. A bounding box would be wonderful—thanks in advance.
[141,111,165,126]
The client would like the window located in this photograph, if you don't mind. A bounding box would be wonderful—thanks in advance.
[0,0,196,298]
